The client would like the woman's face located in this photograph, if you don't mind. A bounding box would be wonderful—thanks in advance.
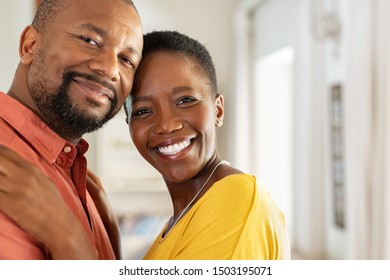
[128,51,223,182]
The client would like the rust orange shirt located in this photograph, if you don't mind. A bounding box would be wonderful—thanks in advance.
[0,92,115,260]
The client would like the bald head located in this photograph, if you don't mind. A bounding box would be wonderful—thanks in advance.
[32,0,137,32]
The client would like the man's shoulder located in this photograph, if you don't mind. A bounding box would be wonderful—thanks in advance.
[0,114,18,144]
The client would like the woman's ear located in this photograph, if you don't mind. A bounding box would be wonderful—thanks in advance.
[19,25,39,65]
[215,94,224,127]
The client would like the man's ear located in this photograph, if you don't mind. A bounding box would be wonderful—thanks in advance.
[19,25,39,65]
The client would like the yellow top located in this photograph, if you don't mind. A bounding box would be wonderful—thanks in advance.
[143,174,291,260]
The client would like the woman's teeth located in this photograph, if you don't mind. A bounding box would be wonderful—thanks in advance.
[157,140,191,155]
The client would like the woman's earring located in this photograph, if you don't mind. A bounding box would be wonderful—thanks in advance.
[216,120,223,127]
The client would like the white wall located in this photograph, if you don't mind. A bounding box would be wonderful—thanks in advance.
[0,1,34,91]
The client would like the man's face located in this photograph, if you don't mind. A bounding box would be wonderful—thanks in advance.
[27,0,143,141]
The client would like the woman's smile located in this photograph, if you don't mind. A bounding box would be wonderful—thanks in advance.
[155,139,192,156]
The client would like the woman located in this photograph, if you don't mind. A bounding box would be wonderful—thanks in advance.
[124,30,290,259]
[0,30,290,260]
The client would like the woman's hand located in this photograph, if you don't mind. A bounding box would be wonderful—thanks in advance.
[87,169,122,259]
[0,144,97,259]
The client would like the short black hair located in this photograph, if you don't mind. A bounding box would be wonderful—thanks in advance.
[32,0,137,32]
[142,30,218,95]
[124,30,218,121]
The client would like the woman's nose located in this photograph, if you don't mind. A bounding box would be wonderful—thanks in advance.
[153,112,183,135]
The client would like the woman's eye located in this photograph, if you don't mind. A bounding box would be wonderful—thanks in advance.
[177,96,197,106]
[131,108,152,119]
[80,36,100,47]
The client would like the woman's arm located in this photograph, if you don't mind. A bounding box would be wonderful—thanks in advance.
[0,144,97,259]
[87,169,122,259]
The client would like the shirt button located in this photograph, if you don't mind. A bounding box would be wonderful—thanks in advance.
[63,146,72,153]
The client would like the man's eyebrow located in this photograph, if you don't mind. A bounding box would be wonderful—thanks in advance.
[78,23,141,57]
[79,23,107,37]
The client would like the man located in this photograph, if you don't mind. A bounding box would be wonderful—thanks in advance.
[0,0,143,259]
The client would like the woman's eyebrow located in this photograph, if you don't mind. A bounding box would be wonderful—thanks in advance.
[131,95,153,104]
[131,86,195,104]
[172,86,194,94]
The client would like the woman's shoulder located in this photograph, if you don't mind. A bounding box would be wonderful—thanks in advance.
[216,169,257,190]
[210,173,259,205]
[212,170,276,205]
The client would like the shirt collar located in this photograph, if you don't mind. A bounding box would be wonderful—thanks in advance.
[0,92,89,164]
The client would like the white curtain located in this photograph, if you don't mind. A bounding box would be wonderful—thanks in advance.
[370,0,390,259]
[347,0,390,259]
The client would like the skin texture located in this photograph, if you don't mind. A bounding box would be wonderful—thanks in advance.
[0,0,143,259]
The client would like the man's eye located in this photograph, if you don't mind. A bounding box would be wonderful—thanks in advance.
[120,56,136,68]
[80,36,100,47]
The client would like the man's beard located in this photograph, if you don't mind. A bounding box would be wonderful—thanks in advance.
[33,71,119,140]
